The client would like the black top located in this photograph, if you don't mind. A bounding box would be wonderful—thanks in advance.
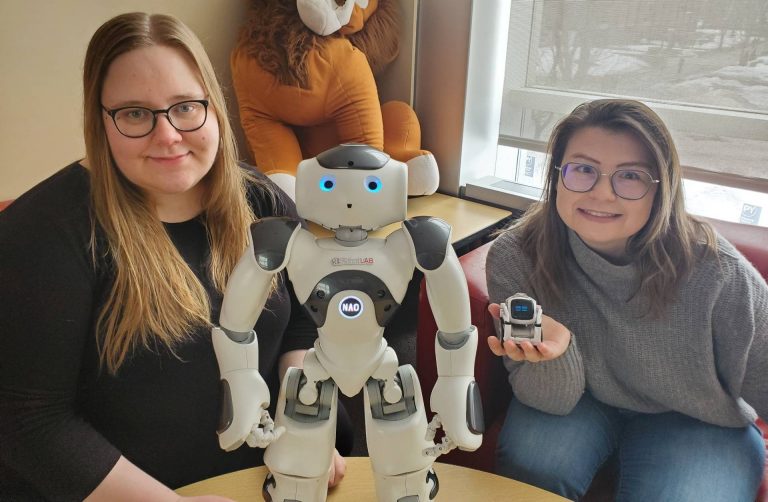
[0,162,318,501]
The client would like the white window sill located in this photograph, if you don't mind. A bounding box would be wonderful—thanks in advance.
[463,176,541,212]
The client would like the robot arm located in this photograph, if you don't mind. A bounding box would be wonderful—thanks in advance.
[403,217,483,453]
[214,217,302,451]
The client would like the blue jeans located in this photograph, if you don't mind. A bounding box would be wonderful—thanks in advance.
[496,393,765,501]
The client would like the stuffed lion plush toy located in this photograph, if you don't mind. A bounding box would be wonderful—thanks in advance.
[231,0,440,199]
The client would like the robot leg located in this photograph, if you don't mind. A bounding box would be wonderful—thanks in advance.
[364,364,438,501]
[263,367,337,502]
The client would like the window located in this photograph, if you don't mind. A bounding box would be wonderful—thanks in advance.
[421,1,768,226]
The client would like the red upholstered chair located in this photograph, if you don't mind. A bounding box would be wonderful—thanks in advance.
[417,218,768,501]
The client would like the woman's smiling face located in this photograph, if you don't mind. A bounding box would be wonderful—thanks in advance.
[555,126,658,260]
[101,45,219,221]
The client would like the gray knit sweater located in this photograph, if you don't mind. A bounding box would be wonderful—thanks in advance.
[486,227,768,427]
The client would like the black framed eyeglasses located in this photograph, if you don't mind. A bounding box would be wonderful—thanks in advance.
[555,162,660,200]
[102,99,209,138]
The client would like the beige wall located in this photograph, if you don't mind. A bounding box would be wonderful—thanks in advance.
[0,0,415,201]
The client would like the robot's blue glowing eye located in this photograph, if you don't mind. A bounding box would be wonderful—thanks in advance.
[319,175,336,192]
[364,176,382,193]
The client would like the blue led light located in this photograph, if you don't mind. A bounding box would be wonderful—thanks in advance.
[364,175,382,193]
[319,175,336,192]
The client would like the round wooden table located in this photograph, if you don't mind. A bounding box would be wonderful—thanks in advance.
[176,457,566,501]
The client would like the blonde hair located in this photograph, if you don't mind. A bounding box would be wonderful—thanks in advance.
[83,12,264,373]
[513,99,716,316]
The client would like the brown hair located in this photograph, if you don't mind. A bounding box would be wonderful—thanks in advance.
[512,99,716,316]
[83,12,265,373]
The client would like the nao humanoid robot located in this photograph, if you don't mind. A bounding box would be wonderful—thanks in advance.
[212,144,483,501]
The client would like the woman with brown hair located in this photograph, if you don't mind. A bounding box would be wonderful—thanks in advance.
[0,12,346,501]
[486,99,766,500]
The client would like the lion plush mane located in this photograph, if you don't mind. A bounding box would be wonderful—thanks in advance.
[240,0,400,88]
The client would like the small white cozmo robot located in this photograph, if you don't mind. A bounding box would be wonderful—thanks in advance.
[499,293,543,345]
[212,144,483,501]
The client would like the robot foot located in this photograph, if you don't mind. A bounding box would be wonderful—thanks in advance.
[373,466,439,501]
[262,470,330,502]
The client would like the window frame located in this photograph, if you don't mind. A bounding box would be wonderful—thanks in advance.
[414,0,768,213]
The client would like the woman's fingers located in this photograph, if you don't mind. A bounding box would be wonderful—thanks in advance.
[487,336,506,356]
[328,449,346,487]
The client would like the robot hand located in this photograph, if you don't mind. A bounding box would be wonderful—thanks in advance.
[213,325,285,452]
[218,366,285,451]
[423,414,455,456]
[425,376,482,456]
[245,409,285,448]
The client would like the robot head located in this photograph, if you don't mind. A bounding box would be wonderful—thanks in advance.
[295,144,408,231]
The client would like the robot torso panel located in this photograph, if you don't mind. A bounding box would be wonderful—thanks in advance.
[288,144,416,396]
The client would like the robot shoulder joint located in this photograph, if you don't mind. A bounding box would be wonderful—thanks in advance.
[249,217,301,271]
[403,216,451,271]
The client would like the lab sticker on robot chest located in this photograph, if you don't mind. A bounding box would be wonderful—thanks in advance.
[331,257,375,266]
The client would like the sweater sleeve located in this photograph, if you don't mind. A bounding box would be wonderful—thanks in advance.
[711,245,768,422]
[486,231,585,415]
[0,199,120,501]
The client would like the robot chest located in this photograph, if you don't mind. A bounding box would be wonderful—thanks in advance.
[301,270,400,328]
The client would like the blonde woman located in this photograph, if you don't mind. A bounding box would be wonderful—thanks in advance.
[486,99,766,500]
[0,12,347,501]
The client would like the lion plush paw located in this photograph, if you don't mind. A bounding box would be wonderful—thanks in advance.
[405,153,439,197]
[268,172,297,201]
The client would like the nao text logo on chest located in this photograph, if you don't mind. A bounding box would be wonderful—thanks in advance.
[339,296,364,319]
